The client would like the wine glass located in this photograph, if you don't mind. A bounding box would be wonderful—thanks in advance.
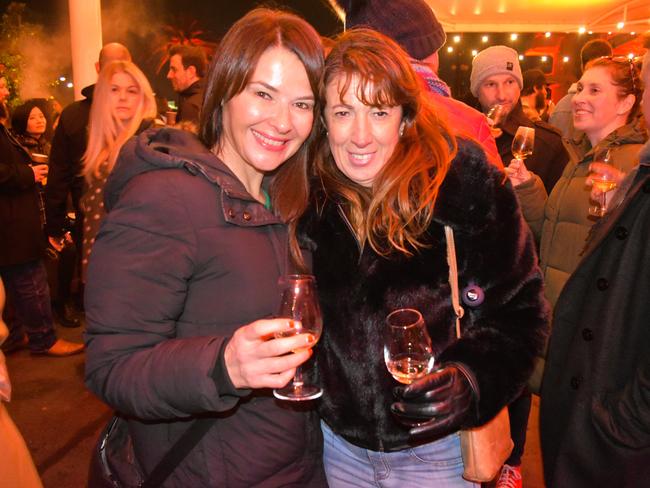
[511,126,535,162]
[384,308,434,385]
[273,274,323,401]
[588,149,616,217]
[486,104,505,126]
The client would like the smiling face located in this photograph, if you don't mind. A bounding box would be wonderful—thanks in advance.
[476,73,521,118]
[26,106,46,137]
[109,71,141,123]
[218,46,315,183]
[167,54,196,93]
[573,66,635,145]
[324,75,403,188]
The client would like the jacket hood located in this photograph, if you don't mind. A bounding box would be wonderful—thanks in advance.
[104,127,252,211]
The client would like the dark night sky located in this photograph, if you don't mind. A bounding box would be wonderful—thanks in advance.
[1,0,342,102]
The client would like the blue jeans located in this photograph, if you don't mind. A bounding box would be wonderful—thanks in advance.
[1,259,57,352]
[322,422,478,488]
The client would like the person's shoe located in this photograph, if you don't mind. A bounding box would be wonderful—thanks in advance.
[0,334,29,354]
[33,339,84,357]
[496,464,522,488]
[54,303,81,328]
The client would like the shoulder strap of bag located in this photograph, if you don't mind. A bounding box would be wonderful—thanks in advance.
[444,225,465,340]
[141,417,216,488]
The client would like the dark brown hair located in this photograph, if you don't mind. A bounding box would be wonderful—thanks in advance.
[303,28,455,260]
[169,45,208,78]
[199,8,324,225]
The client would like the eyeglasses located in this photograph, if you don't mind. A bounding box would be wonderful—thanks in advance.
[598,55,638,91]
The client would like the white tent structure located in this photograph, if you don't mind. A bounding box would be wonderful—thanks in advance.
[426,0,650,33]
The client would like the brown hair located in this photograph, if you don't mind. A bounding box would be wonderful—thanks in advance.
[199,8,324,224]
[297,28,455,263]
[169,45,208,78]
[584,56,643,123]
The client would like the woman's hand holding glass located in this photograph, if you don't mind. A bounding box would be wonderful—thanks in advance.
[224,318,317,390]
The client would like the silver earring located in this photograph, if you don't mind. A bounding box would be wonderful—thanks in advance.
[399,126,404,137]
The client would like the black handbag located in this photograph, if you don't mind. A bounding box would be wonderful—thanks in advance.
[90,414,216,488]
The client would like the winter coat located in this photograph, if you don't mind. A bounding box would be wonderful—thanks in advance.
[299,139,549,451]
[176,79,204,125]
[497,102,569,194]
[0,124,44,267]
[531,122,646,308]
[84,128,326,487]
[540,140,650,487]
[44,84,93,238]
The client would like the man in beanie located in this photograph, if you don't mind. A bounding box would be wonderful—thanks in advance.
[470,45,568,193]
[330,0,501,167]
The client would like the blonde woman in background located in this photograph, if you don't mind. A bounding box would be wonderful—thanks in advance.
[81,60,157,280]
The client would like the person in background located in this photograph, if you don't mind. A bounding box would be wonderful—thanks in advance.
[45,42,132,310]
[330,0,501,167]
[0,278,44,488]
[549,39,613,141]
[80,60,157,282]
[521,69,549,122]
[11,99,51,156]
[84,8,327,487]
[470,45,568,194]
[166,44,207,126]
[11,99,79,328]
[540,48,650,488]
[293,28,548,487]
[0,75,84,357]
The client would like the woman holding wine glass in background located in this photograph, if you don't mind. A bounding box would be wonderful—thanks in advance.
[292,29,549,487]
[84,8,327,487]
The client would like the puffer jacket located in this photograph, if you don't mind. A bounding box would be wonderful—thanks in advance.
[539,121,646,307]
[84,127,326,487]
[300,139,549,451]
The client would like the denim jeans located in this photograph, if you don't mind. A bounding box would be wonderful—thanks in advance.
[1,259,57,352]
[322,422,478,488]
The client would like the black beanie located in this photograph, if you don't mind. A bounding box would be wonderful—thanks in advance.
[333,0,446,60]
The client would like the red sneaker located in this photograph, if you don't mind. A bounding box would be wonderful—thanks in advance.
[496,464,522,488]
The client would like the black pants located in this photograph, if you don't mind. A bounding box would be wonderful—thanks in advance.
[506,392,532,466]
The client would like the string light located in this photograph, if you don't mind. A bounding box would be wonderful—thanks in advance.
[617,21,624,29]
[518,54,524,61]
[510,33,518,41]
[66,82,73,88]
[481,35,489,43]
[453,35,461,43]
[471,49,478,57]
[578,26,586,34]
[563,56,570,63]
[447,46,454,53]
[59,76,66,82]
[545,32,551,38]
[541,56,548,62]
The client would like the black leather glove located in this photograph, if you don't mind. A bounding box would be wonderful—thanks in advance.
[391,364,477,439]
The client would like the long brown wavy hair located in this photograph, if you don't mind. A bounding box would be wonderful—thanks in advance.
[291,28,456,266]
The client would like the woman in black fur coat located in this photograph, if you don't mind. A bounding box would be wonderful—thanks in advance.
[290,29,549,487]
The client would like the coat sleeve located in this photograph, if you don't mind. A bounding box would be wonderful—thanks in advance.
[44,118,76,237]
[0,130,34,192]
[437,145,550,425]
[514,173,547,244]
[84,170,248,420]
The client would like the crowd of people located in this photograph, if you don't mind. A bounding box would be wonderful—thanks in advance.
[1,0,649,487]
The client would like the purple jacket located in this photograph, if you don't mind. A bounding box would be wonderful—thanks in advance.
[84,128,326,487]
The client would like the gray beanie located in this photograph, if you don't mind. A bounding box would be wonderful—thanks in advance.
[332,0,447,60]
[470,45,523,97]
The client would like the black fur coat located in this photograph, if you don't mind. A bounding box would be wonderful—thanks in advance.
[300,139,549,451]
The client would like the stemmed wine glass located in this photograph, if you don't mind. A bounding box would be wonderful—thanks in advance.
[511,126,535,162]
[588,149,616,217]
[383,308,435,385]
[487,104,505,126]
[273,274,323,401]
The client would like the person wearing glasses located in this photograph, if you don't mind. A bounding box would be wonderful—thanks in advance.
[539,49,650,488]
[507,56,646,393]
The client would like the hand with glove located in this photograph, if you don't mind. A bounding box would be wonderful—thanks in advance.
[391,363,478,439]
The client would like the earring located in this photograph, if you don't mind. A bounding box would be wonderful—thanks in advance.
[399,126,404,137]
